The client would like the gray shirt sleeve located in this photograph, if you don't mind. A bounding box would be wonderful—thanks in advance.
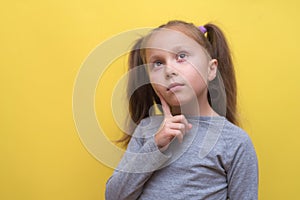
[105,125,170,200]
[226,136,259,200]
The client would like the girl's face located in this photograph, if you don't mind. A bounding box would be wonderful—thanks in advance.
[145,29,217,107]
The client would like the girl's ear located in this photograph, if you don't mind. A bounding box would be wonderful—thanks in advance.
[208,59,218,81]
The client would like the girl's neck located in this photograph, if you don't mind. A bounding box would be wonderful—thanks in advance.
[170,96,219,117]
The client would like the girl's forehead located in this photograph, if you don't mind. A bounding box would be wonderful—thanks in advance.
[144,29,201,51]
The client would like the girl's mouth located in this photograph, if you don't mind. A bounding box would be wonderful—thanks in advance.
[167,83,184,92]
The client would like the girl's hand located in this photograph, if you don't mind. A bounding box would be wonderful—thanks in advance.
[155,93,192,151]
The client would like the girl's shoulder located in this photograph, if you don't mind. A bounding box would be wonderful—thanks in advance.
[221,119,252,144]
[187,116,253,154]
[187,115,249,139]
[216,118,256,162]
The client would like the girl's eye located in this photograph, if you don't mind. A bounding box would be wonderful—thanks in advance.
[177,53,187,61]
[153,61,163,68]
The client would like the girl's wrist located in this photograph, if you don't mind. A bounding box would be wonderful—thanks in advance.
[154,135,168,152]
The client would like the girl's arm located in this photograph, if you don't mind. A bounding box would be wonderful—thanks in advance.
[105,126,170,200]
[227,136,259,200]
[106,94,191,200]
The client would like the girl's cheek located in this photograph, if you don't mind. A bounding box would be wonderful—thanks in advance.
[150,84,166,97]
[149,73,164,85]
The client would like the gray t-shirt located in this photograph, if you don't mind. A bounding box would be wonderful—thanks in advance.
[105,116,258,200]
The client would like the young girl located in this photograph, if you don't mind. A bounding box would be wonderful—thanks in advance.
[105,20,258,200]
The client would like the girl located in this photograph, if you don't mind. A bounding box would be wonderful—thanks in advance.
[105,20,258,200]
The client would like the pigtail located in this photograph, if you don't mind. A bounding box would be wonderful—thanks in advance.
[117,37,158,145]
[204,23,238,125]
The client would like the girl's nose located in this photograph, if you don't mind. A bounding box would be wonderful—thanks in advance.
[164,61,178,79]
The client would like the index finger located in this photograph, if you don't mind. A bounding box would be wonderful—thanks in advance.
[156,92,172,117]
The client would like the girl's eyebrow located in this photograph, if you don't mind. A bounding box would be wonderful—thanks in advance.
[147,46,190,61]
[148,55,160,62]
[171,46,189,52]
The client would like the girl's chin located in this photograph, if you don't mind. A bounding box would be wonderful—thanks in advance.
[167,98,192,107]
[165,96,181,106]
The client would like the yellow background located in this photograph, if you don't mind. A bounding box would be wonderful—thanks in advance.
[1,0,300,199]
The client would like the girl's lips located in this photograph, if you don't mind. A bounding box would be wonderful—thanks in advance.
[167,83,184,92]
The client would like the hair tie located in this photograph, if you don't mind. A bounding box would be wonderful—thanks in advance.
[199,26,207,34]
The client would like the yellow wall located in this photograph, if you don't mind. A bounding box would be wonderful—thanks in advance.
[1,0,300,199]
